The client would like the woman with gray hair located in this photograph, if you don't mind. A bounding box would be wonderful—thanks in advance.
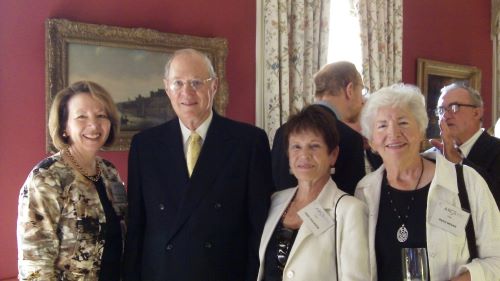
[355,84,500,281]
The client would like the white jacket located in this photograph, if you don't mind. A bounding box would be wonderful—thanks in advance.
[355,153,500,281]
[257,178,370,281]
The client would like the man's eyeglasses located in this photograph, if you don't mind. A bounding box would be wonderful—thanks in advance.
[276,227,297,271]
[168,77,214,92]
[434,103,478,117]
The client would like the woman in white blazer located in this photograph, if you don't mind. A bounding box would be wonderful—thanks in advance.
[355,84,500,281]
[257,105,370,281]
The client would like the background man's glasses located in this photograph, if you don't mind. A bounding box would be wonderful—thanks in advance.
[168,77,214,92]
[435,103,477,117]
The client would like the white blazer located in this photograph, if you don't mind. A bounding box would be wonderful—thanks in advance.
[355,153,500,281]
[257,178,370,281]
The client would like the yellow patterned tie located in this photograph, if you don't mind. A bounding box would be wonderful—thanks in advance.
[186,132,201,177]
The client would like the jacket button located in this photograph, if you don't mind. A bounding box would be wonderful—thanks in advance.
[159,204,165,210]
[165,244,173,251]
[286,270,294,278]
[204,242,213,248]
[214,202,222,209]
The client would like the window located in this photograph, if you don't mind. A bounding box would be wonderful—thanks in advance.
[327,0,362,72]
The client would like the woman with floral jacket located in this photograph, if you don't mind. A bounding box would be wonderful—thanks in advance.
[17,81,127,280]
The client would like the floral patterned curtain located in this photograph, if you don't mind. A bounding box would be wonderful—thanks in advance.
[493,0,500,127]
[358,0,403,91]
[261,0,330,142]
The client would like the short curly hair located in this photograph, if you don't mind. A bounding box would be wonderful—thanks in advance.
[360,84,428,141]
[48,81,120,150]
[283,105,339,155]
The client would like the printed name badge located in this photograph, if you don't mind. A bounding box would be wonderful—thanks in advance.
[110,182,127,204]
[429,200,470,236]
[297,200,334,236]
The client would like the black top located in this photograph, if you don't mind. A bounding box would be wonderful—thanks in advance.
[263,221,299,281]
[375,175,430,281]
[95,178,122,281]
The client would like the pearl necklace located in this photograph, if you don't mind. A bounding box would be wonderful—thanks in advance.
[386,157,424,243]
[63,148,101,182]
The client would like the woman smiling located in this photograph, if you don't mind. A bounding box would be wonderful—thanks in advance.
[17,81,127,280]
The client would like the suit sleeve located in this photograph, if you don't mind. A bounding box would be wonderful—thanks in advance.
[246,129,274,281]
[122,136,145,281]
[338,197,371,281]
[271,125,298,190]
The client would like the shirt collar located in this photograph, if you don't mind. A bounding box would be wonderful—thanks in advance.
[459,128,483,157]
[179,111,213,147]
[314,101,341,120]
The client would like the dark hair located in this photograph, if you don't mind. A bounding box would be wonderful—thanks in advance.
[283,105,339,154]
[48,81,120,150]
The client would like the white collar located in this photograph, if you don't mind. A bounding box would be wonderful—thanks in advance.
[459,128,483,157]
[179,111,213,152]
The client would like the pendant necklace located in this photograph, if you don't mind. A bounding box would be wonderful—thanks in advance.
[386,157,424,243]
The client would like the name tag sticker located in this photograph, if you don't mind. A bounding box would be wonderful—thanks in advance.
[430,200,470,236]
[297,200,334,236]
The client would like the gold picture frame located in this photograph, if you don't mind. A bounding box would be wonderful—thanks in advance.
[417,58,482,139]
[46,18,229,152]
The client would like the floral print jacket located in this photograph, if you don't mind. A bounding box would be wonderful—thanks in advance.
[17,153,127,281]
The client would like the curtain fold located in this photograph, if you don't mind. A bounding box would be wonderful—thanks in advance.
[493,0,500,125]
[358,0,402,92]
[262,0,330,141]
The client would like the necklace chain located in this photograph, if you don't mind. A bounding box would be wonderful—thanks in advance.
[386,157,424,243]
[64,148,101,182]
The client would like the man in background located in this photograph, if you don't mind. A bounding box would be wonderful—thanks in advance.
[430,82,500,207]
[272,61,382,195]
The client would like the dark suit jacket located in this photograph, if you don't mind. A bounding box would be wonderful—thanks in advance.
[463,131,500,208]
[271,104,382,195]
[123,112,273,281]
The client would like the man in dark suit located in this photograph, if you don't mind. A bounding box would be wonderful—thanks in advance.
[272,61,382,195]
[123,49,273,281]
[429,82,500,207]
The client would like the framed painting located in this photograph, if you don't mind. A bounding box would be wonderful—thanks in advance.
[416,58,482,139]
[46,18,229,152]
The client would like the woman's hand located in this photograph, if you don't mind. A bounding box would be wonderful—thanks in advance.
[450,271,471,281]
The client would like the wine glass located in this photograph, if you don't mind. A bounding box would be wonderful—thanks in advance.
[401,247,429,281]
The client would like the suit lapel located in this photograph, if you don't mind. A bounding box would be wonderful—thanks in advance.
[166,113,236,242]
[259,188,297,262]
[150,121,190,219]
[466,131,490,164]
[162,120,189,177]
[286,180,339,266]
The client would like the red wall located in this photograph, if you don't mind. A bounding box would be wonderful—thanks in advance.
[403,0,493,127]
[0,0,255,278]
[0,0,493,278]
